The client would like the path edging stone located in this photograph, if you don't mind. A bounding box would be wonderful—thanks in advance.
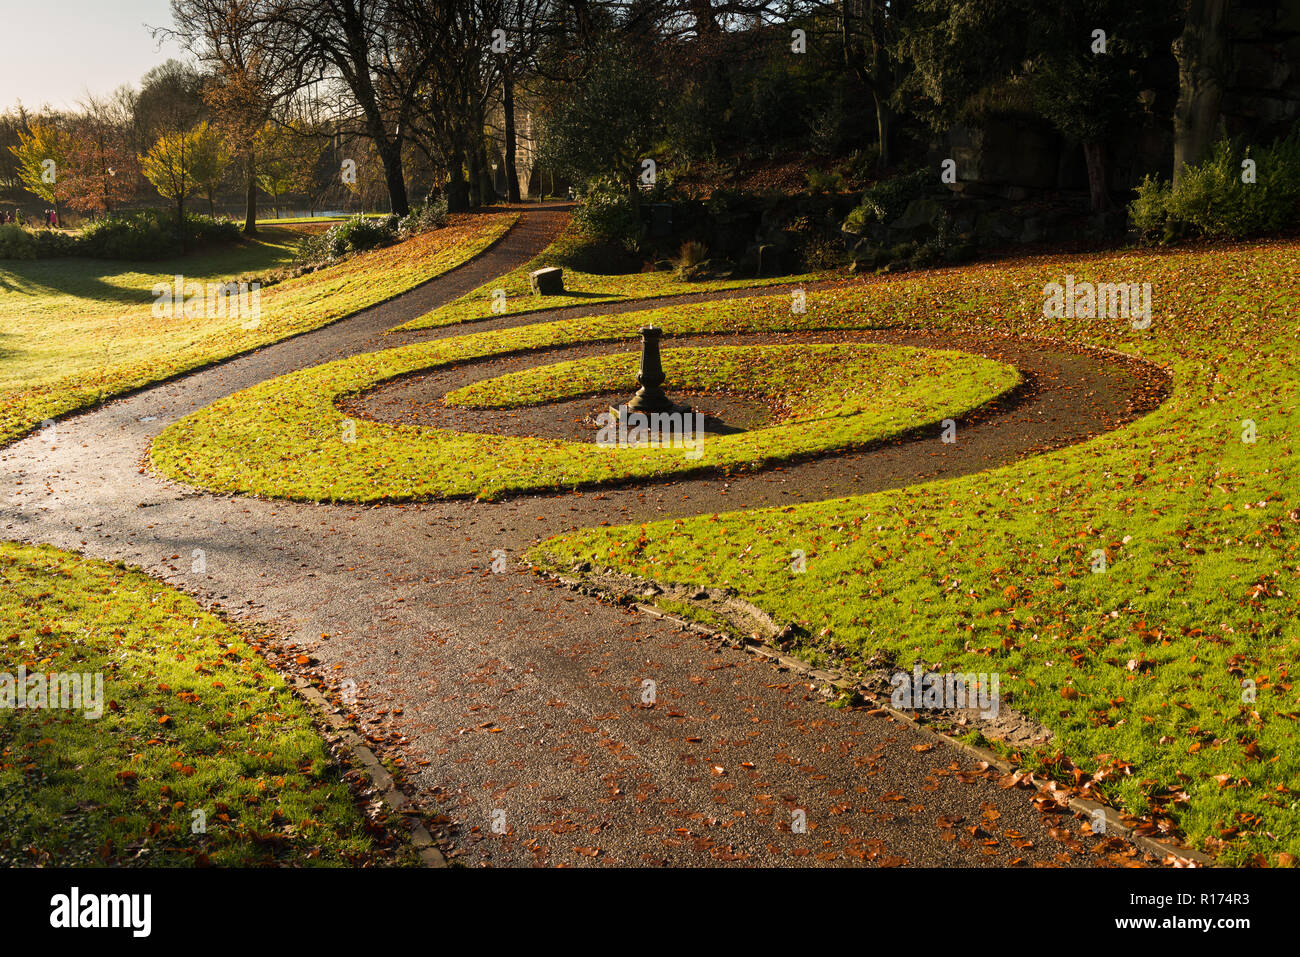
[288,675,448,867]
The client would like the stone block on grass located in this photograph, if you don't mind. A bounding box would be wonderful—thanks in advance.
[529,267,565,295]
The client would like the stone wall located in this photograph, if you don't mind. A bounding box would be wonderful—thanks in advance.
[937,110,1171,201]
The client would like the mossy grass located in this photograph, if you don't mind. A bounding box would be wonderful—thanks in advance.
[151,335,1016,501]
[0,213,516,447]
[0,541,404,866]
[445,343,1017,420]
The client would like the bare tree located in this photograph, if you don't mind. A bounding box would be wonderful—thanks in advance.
[163,0,311,232]
[168,0,436,217]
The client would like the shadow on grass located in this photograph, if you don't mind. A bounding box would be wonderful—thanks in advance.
[0,234,303,307]
[533,290,612,301]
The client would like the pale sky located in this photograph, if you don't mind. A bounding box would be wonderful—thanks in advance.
[1,0,188,112]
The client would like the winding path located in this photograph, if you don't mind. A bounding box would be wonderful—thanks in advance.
[2,206,1169,867]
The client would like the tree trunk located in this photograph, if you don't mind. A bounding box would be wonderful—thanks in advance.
[1172,0,1229,185]
[1082,141,1112,212]
[446,143,469,212]
[479,146,496,204]
[841,0,851,68]
[177,195,186,252]
[467,148,482,208]
[377,138,410,216]
[348,17,410,217]
[243,151,258,236]
[503,63,522,203]
[874,93,893,169]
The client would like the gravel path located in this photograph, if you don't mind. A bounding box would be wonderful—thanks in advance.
[2,206,1170,867]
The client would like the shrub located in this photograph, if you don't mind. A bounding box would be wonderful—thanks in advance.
[640,165,679,205]
[1129,127,1300,243]
[845,147,881,183]
[397,198,448,237]
[672,239,711,281]
[1129,175,1176,243]
[0,224,36,260]
[913,216,958,266]
[853,168,932,226]
[841,205,873,236]
[886,240,917,261]
[79,211,174,259]
[330,214,396,255]
[739,60,809,147]
[808,96,847,157]
[188,213,242,246]
[291,227,334,267]
[78,210,240,259]
[799,233,846,271]
[705,186,760,219]
[665,80,726,165]
[293,214,402,269]
[1,210,240,260]
[805,168,845,193]
[31,230,80,258]
[571,178,642,252]
[677,239,709,269]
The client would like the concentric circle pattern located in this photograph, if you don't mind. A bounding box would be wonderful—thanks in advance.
[151,320,1018,501]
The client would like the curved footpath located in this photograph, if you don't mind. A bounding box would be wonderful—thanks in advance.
[2,206,1172,867]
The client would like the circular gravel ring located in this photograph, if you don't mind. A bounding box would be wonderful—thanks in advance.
[152,325,1019,502]
[346,335,1019,447]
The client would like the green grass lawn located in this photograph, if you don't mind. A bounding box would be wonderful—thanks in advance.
[527,238,1300,866]
[0,211,518,866]
[151,329,1016,500]
[445,343,1002,414]
[393,219,821,331]
[254,214,376,225]
[0,541,404,866]
[0,212,517,447]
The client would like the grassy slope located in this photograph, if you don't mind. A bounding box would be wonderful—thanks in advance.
[0,213,516,865]
[531,238,1300,865]
[0,541,402,866]
[394,219,820,331]
[254,215,381,225]
[151,333,1017,500]
[0,212,517,446]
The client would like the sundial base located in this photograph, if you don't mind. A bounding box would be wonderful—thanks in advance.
[611,393,693,420]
